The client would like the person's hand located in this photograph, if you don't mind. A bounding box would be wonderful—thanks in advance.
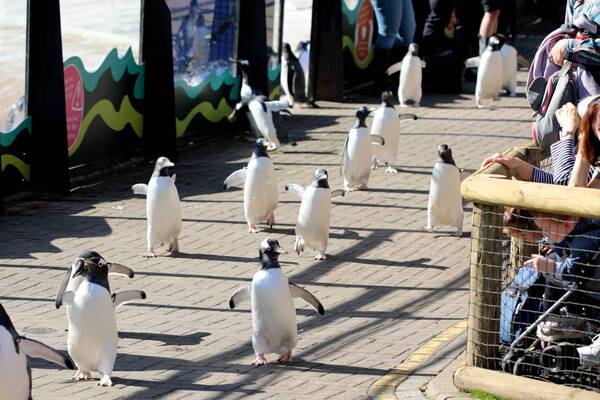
[481,153,520,171]
[556,102,580,137]
[549,39,569,66]
[524,254,556,273]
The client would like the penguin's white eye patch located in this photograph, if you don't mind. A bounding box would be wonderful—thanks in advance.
[98,259,108,268]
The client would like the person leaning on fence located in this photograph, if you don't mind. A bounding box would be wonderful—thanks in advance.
[569,96,600,187]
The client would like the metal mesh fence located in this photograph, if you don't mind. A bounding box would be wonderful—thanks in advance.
[468,204,600,391]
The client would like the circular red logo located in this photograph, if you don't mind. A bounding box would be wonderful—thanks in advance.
[64,64,84,149]
[355,0,374,63]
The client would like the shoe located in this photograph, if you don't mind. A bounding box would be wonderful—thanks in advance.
[578,333,600,366]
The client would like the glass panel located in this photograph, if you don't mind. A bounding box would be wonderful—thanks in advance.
[0,1,27,131]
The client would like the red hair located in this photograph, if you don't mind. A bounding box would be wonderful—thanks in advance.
[579,102,600,165]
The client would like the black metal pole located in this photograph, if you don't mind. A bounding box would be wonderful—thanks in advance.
[26,0,70,195]
[141,0,178,162]
[309,0,343,101]
[237,0,268,96]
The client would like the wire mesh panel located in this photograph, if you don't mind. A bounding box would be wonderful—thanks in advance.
[468,203,600,391]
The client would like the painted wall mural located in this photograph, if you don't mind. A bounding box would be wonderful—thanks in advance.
[0,117,32,196]
[342,0,377,89]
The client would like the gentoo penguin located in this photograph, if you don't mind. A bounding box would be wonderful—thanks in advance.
[286,169,345,260]
[228,238,324,365]
[295,41,310,96]
[223,139,279,233]
[475,35,503,108]
[500,40,518,96]
[386,43,424,107]
[425,145,463,236]
[341,106,385,191]
[281,42,318,108]
[371,91,418,173]
[131,156,182,257]
[238,59,257,102]
[59,252,145,386]
[55,251,144,310]
[228,95,291,151]
[0,303,74,399]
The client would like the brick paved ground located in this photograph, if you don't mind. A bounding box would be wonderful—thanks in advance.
[0,72,533,399]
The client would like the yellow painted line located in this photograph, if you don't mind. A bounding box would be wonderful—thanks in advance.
[367,319,468,399]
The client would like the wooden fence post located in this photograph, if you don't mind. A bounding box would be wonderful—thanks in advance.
[467,203,504,369]
[27,0,70,195]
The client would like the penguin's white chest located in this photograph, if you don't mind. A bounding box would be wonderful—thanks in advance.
[248,101,278,146]
[68,281,117,373]
[476,51,503,100]
[147,176,182,243]
[0,328,29,400]
[251,269,297,355]
[241,81,253,102]
[399,55,422,103]
[344,128,373,184]
[427,163,463,229]
[296,186,331,251]
[244,157,279,225]
[500,44,517,92]
[371,108,400,164]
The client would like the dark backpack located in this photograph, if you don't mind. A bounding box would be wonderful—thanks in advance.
[527,60,579,151]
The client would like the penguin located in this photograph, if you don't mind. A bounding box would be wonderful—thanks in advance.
[58,252,145,387]
[341,106,385,191]
[475,35,503,108]
[286,169,345,260]
[499,41,518,96]
[0,303,74,400]
[371,91,418,173]
[131,156,182,258]
[223,139,279,233]
[238,59,256,102]
[425,144,463,236]
[281,42,318,108]
[228,238,324,365]
[55,251,144,311]
[228,95,291,151]
[295,41,310,96]
[386,43,425,107]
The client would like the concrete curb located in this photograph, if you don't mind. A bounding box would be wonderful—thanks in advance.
[424,354,473,400]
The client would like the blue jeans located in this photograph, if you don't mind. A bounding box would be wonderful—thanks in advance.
[371,0,416,49]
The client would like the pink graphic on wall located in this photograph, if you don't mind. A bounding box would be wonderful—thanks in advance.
[64,64,84,149]
[355,0,374,63]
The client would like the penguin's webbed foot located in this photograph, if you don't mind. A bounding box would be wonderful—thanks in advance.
[143,250,156,258]
[385,166,398,174]
[266,143,279,152]
[73,370,92,380]
[248,225,261,233]
[266,213,275,227]
[314,252,327,260]
[294,237,304,255]
[371,160,379,170]
[422,225,433,233]
[277,351,293,363]
[98,375,113,387]
[168,238,179,255]
[252,355,267,366]
[450,230,463,237]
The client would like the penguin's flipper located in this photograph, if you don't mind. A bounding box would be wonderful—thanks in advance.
[171,174,177,183]
[265,100,290,112]
[61,291,76,307]
[55,266,73,309]
[223,168,247,190]
[340,136,349,177]
[331,189,345,199]
[285,183,304,198]
[132,184,148,195]
[398,113,417,121]
[229,286,251,309]
[278,109,293,117]
[385,61,402,75]
[464,56,480,69]
[371,135,385,146]
[289,282,325,315]
[108,263,134,279]
[112,290,147,309]
[18,337,75,369]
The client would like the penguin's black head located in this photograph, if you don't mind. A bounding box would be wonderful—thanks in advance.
[312,168,329,188]
[381,91,395,108]
[153,156,175,178]
[72,251,110,291]
[437,144,456,165]
[259,238,286,268]
[408,43,419,57]
[283,42,293,58]
[487,35,502,51]
[238,59,250,74]
[295,40,309,53]
[353,106,371,128]
[253,138,269,158]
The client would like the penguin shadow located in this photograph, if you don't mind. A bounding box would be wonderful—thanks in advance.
[174,252,255,263]
[281,150,338,155]
[118,331,209,346]
[432,231,472,239]
[264,359,389,376]
[366,187,429,195]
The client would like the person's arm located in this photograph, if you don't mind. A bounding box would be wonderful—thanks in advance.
[551,137,576,185]
[480,153,535,181]
[569,153,591,187]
